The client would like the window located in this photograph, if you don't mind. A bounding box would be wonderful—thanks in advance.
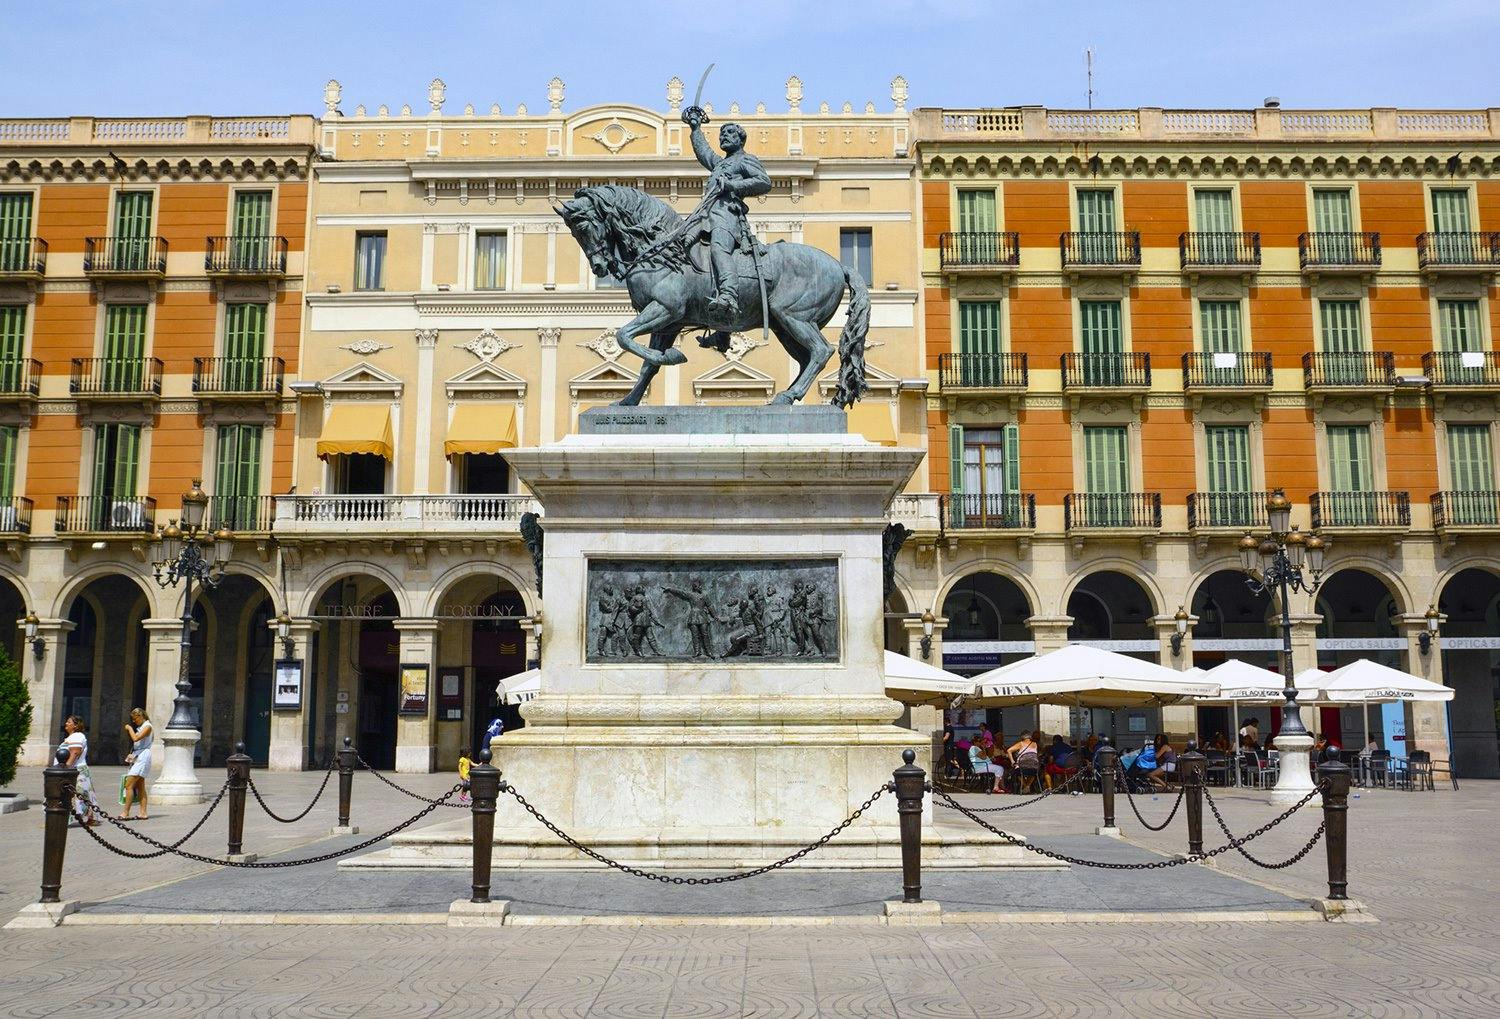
[839,228,872,286]
[230,191,273,269]
[0,424,17,503]
[1319,300,1368,384]
[947,424,1020,526]
[1326,424,1375,525]
[1193,189,1236,262]
[0,193,34,272]
[112,191,154,271]
[1312,189,1355,263]
[474,231,507,290]
[1204,424,1254,526]
[456,453,510,495]
[957,190,996,233]
[354,231,387,291]
[1079,300,1123,385]
[1431,188,1471,233]
[957,301,1003,385]
[1447,424,1496,524]
[214,424,263,530]
[1438,300,1482,353]
[223,303,267,391]
[102,304,148,391]
[91,423,142,529]
[1083,425,1130,526]
[336,453,386,495]
[1076,188,1117,262]
[0,305,24,392]
[1200,300,1245,384]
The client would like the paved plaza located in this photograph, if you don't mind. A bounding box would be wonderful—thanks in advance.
[1,765,1498,1016]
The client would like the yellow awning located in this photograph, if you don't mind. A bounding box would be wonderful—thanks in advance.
[848,402,897,446]
[316,403,393,460]
[445,404,518,459]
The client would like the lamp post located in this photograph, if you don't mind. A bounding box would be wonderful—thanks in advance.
[1417,604,1441,655]
[1238,488,1327,802]
[148,480,233,804]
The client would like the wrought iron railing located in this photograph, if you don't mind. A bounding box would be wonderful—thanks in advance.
[70,357,163,395]
[55,495,156,534]
[941,493,1035,530]
[1422,350,1500,387]
[1182,351,1273,389]
[939,231,1020,269]
[193,356,285,395]
[1060,231,1141,267]
[205,235,289,275]
[206,494,274,532]
[1416,231,1500,268]
[0,358,41,396]
[0,496,32,535]
[1061,352,1151,388]
[1188,491,1270,530]
[1298,231,1381,269]
[1302,351,1395,388]
[1179,231,1261,269]
[0,237,46,275]
[938,352,1028,389]
[1431,491,1500,528]
[1064,492,1162,530]
[1310,491,1410,529]
[83,236,168,274]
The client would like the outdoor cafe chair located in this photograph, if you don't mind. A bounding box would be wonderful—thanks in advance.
[1203,749,1232,787]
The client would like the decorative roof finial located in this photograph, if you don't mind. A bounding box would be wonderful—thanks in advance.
[891,75,909,113]
[428,78,447,114]
[666,76,685,113]
[323,80,342,116]
[547,76,565,112]
[785,75,803,113]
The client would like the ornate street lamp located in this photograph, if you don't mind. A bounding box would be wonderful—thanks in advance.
[1238,488,1328,801]
[1169,606,1189,657]
[1418,604,1441,655]
[275,610,296,658]
[148,480,233,803]
[918,610,936,661]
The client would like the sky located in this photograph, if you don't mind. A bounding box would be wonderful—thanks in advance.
[2,0,1497,117]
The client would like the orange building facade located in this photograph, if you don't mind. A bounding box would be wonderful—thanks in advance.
[0,116,316,767]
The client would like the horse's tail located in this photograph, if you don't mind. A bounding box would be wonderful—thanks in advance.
[832,264,871,409]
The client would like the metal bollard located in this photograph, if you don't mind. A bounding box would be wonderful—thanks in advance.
[226,742,252,857]
[1317,759,1352,901]
[1179,746,1206,856]
[468,748,502,904]
[891,748,926,904]
[1096,739,1118,833]
[40,747,76,904]
[336,737,357,829]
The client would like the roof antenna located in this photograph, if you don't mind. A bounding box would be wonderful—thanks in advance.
[1086,48,1094,110]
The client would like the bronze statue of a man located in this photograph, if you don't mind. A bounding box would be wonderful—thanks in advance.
[681,105,772,318]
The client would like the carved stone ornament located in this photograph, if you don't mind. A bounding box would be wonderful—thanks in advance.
[578,329,624,362]
[340,339,391,356]
[722,331,769,363]
[666,76,685,112]
[586,118,645,155]
[323,80,342,114]
[547,76,565,112]
[428,78,446,113]
[891,76,908,111]
[459,328,519,362]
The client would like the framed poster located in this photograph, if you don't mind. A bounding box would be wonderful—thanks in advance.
[437,667,465,721]
[273,659,304,710]
[399,663,430,714]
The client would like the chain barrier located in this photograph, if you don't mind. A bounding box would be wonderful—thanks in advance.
[354,753,469,809]
[1203,785,1327,870]
[60,781,231,861]
[68,783,465,869]
[933,784,1323,871]
[247,755,336,824]
[1119,781,1186,832]
[936,764,1093,813]
[501,781,887,885]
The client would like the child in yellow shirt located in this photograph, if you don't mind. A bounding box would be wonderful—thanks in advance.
[457,747,472,804]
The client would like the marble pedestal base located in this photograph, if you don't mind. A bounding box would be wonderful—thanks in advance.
[1269,733,1317,804]
[151,727,205,805]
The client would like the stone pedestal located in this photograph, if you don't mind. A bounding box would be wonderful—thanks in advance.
[1269,732,1316,804]
[151,727,206,805]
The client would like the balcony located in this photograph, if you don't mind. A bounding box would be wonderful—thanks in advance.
[1432,492,1500,540]
[1061,353,1151,402]
[1416,232,1500,274]
[1302,352,1395,395]
[1060,231,1141,274]
[273,494,540,538]
[937,352,1028,392]
[1064,493,1162,550]
[0,237,46,283]
[1181,351,1273,394]
[0,358,41,400]
[1298,232,1381,275]
[205,235,289,279]
[1179,232,1261,276]
[942,492,1036,531]
[888,493,942,533]
[1188,491,1271,532]
[938,231,1020,273]
[207,495,274,534]
[1423,350,1500,392]
[55,496,156,536]
[193,356,285,397]
[71,357,163,398]
[1309,491,1410,531]
[83,236,168,280]
[0,497,33,536]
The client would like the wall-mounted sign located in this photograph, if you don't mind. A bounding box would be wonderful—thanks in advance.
[438,667,464,721]
[273,659,303,710]
[399,663,430,714]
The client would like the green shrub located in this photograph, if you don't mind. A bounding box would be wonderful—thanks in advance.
[0,644,30,788]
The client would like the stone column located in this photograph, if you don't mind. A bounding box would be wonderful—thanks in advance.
[19,618,75,766]
[903,615,949,769]
[1154,612,1197,740]
[393,618,439,773]
[267,620,320,772]
[141,618,190,778]
[1399,613,1451,767]
[1026,615,1073,736]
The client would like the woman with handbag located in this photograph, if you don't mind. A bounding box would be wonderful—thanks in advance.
[120,708,153,820]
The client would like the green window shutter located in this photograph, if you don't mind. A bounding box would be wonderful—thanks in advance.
[1084,426,1128,494]
[1002,422,1021,496]
[957,190,996,233]
[1313,190,1353,233]
[113,192,154,271]
[215,424,263,529]
[0,193,34,273]
[948,423,965,526]
[103,305,147,391]
[1080,301,1123,386]
[1205,425,1252,526]
[1431,189,1471,233]
[1448,424,1494,490]
[113,425,140,499]
[1194,189,1235,233]
[1200,301,1243,353]
[1438,300,1482,353]
[224,303,267,389]
[1319,301,1364,353]
[0,425,17,502]
[958,301,1002,385]
[231,191,273,269]
[0,305,23,392]
[1327,425,1372,492]
[1077,189,1116,232]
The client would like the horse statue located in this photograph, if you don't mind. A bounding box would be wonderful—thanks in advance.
[557,183,870,408]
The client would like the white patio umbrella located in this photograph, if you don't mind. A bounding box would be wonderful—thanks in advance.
[883,650,974,707]
[1196,660,1318,785]
[967,644,1220,709]
[496,668,541,705]
[1317,659,1454,756]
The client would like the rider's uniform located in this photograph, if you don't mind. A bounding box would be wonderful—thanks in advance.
[689,124,772,314]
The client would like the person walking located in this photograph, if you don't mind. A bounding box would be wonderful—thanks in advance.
[120,708,153,820]
[60,715,98,827]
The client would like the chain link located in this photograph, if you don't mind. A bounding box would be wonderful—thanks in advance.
[502,782,887,885]
[936,764,1092,812]
[63,781,230,860]
[69,783,465,868]
[1203,785,1328,869]
[354,753,469,808]
[247,755,336,824]
[1119,780,1186,832]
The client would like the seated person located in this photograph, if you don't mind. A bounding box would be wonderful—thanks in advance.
[1043,734,1079,789]
[1210,731,1231,753]
[968,741,1006,794]
[1128,740,1158,789]
[1009,730,1043,793]
[1148,735,1177,791]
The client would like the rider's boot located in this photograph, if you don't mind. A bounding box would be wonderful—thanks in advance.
[708,244,738,319]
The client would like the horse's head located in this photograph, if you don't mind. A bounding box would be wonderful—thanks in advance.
[558,188,615,279]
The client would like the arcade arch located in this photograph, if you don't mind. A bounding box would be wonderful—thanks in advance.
[1437,567,1500,779]
[430,571,530,767]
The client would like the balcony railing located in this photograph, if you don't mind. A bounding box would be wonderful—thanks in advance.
[942,492,1036,530]
[1182,351,1273,390]
[193,356,285,395]
[888,493,942,532]
[1060,231,1141,269]
[1423,350,1500,388]
[938,352,1028,390]
[1188,491,1271,531]
[1061,352,1151,389]
[274,494,541,534]
[0,358,41,397]
[1179,231,1261,270]
[1298,232,1381,270]
[1064,492,1162,530]
[55,495,156,535]
[1302,351,1395,389]
[1310,491,1410,529]
[939,231,1020,270]
[0,237,46,276]
[83,236,168,275]
[207,494,275,533]
[1416,232,1500,269]
[0,496,33,535]
[71,357,163,396]
[1432,491,1500,529]
[205,235,289,276]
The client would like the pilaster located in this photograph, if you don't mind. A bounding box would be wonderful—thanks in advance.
[394,618,441,773]
[1399,614,1451,766]
[413,328,439,494]
[267,620,320,771]
[142,618,191,778]
[18,618,75,766]
[1154,613,1198,740]
[1025,615,1073,734]
[902,615,949,770]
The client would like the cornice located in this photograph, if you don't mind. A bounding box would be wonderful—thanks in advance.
[918,151,1500,181]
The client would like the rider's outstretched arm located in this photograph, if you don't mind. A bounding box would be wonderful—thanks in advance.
[689,124,719,172]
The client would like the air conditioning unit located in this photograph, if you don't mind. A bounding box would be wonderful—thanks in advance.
[111,500,144,530]
[1396,375,1429,387]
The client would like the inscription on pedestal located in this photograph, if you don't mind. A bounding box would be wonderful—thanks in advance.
[586,558,839,664]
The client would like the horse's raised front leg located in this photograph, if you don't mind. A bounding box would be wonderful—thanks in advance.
[616,327,682,406]
[615,302,685,369]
